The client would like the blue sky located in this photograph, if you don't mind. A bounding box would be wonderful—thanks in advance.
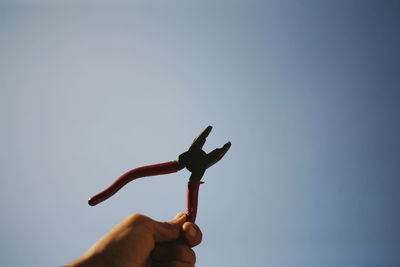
[1,1,399,266]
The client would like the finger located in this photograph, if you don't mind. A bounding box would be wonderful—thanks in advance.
[152,212,187,243]
[152,242,196,264]
[152,260,195,267]
[181,222,202,247]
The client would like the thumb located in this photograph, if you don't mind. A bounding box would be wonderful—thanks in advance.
[152,212,187,243]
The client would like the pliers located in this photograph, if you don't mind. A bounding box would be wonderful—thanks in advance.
[88,126,231,223]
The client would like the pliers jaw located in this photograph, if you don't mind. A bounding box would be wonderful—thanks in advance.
[177,126,231,182]
[88,125,231,212]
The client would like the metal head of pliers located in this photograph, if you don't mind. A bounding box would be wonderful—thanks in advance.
[177,126,231,182]
[88,125,231,206]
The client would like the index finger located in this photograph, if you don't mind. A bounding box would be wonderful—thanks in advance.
[181,222,202,247]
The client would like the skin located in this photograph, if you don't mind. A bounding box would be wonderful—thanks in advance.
[66,212,202,267]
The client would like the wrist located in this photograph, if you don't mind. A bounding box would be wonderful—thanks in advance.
[65,253,105,267]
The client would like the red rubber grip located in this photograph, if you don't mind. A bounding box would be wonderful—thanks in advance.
[186,181,204,223]
[88,161,179,206]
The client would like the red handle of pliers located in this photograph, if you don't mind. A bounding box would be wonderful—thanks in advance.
[186,181,204,223]
[88,161,179,206]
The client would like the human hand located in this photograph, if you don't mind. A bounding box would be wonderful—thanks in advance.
[67,212,202,267]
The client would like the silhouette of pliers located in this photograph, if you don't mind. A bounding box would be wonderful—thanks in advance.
[88,126,231,223]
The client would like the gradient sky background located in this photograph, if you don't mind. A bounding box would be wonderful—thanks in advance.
[1,1,399,266]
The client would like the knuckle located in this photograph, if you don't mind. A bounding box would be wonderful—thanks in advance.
[178,244,196,264]
[126,213,141,222]
[189,248,196,263]
[126,213,150,225]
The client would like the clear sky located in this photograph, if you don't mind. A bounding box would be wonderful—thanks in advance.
[1,1,399,266]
